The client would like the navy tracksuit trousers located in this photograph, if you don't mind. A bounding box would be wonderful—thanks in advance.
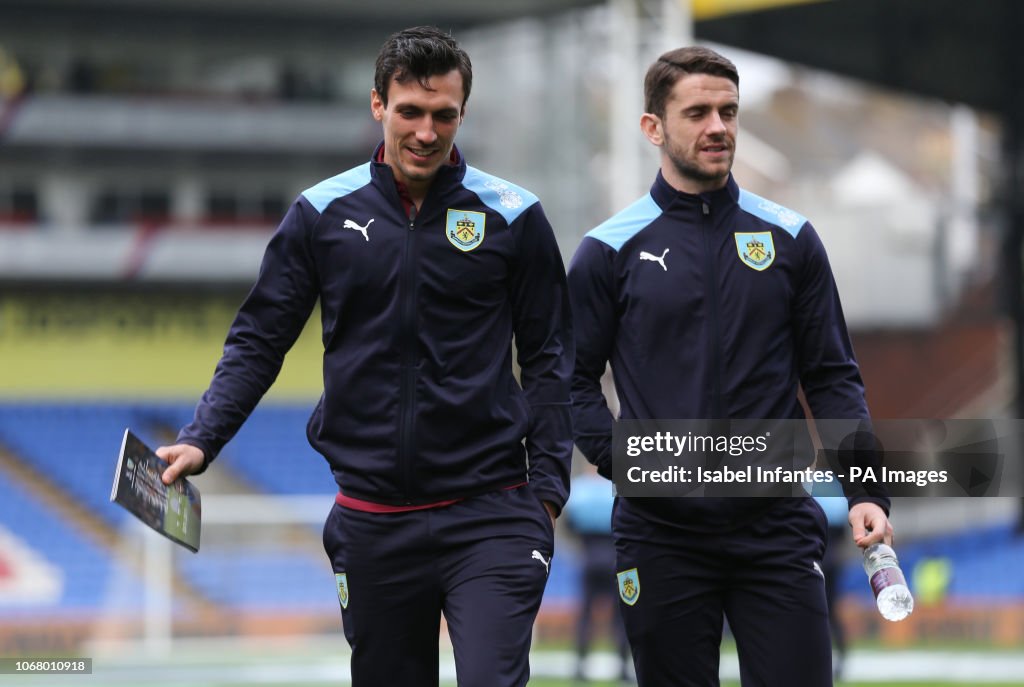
[614,497,833,687]
[322,485,555,687]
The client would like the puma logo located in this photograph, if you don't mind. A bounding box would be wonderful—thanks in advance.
[342,218,373,241]
[639,248,669,271]
[531,549,550,574]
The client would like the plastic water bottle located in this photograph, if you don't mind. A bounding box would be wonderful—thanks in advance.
[862,543,914,621]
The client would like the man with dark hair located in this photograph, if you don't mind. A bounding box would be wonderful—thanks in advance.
[568,45,892,686]
[157,26,572,687]
[372,25,473,110]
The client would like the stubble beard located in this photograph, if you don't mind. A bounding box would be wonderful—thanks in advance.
[398,144,452,184]
[662,128,733,191]
[667,147,732,189]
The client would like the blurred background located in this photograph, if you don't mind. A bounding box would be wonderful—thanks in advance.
[2,0,1024,684]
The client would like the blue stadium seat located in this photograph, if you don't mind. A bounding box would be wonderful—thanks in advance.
[0,471,145,613]
[0,401,151,527]
[837,521,1024,601]
[178,549,333,610]
[212,403,334,495]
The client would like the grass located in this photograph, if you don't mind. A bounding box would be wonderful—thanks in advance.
[34,637,1022,687]
[514,683,1024,687]
[459,683,1024,687]
[240,683,1024,687]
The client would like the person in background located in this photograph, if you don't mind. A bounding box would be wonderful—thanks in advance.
[814,484,853,682]
[156,25,573,687]
[566,463,632,684]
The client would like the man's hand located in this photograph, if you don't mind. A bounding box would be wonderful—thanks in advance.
[849,501,893,548]
[155,443,206,486]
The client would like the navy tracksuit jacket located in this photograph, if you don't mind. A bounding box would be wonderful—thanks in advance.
[569,171,890,527]
[177,143,573,512]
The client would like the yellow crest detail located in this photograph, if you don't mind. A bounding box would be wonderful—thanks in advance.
[446,209,486,252]
[617,568,640,606]
[335,572,349,610]
[734,231,775,271]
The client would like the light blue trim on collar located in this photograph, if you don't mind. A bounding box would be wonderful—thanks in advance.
[463,166,538,225]
[302,163,373,214]
[738,189,807,238]
[586,193,662,251]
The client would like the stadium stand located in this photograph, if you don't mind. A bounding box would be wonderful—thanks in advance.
[0,402,150,527]
[0,401,346,616]
[178,549,332,611]
[210,403,335,496]
[838,521,1024,601]
[0,469,145,614]
[2,402,1021,627]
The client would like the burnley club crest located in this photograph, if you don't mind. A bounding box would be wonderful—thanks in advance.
[617,568,640,606]
[446,209,486,252]
[735,231,775,271]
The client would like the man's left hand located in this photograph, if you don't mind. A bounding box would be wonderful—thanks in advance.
[542,501,557,530]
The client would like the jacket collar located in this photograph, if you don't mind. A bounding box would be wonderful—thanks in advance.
[649,169,740,212]
[369,141,467,185]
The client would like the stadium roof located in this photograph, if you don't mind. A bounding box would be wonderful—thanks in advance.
[696,0,1022,114]
[4,0,604,34]
[5,0,830,40]
[14,0,1010,113]
[696,0,1024,420]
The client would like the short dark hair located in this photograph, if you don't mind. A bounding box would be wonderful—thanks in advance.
[644,46,739,118]
[374,26,473,108]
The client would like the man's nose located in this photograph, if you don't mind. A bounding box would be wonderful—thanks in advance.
[706,111,727,135]
[415,117,439,143]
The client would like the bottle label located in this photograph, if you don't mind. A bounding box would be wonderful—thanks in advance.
[869,566,907,599]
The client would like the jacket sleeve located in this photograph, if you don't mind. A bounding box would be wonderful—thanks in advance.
[509,203,574,514]
[793,222,890,514]
[176,198,321,467]
[567,236,618,479]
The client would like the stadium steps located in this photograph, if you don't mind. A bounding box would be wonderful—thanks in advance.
[0,443,216,611]
[141,411,331,585]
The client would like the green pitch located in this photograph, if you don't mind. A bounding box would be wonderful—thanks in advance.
[238,681,1024,687]
[521,683,1023,687]
[21,641,1022,687]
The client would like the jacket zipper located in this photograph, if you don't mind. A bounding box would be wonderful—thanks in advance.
[700,201,726,418]
[398,203,418,502]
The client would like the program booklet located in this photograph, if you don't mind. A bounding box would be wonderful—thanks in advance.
[110,429,201,552]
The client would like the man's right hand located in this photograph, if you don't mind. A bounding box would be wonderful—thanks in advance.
[849,501,893,548]
[155,443,206,486]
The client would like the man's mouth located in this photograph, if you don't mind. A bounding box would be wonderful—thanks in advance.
[407,147,438,161]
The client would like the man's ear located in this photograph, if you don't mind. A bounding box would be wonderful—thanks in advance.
[640,112,663,146]
[370,89,384,121]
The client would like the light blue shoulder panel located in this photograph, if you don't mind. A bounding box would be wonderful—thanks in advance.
[463,166,539,225]
[586,193,662,251]
[302,163,373,214]
[738,189,807,238]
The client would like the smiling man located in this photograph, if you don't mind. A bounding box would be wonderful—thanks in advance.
[156,26,572,687]
[568,46,892,686]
